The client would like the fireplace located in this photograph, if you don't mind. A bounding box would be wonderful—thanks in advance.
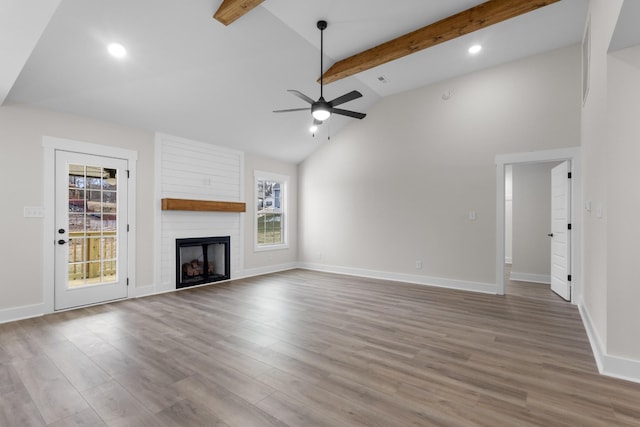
[175,236,230,289]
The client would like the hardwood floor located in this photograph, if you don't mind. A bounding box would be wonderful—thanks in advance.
[2,269,640,426]
[504,263,564,302]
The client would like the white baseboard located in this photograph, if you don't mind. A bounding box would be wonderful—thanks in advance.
[509,271,551,284]
[130,284,156,298]
[0,303,45,324]
[299,262,497,294]
[130,264,298,299]
[579,302,640,384]
[235,262,298,280]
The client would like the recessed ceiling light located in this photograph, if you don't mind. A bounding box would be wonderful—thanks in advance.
[468,44,482,55]
[107,43,127,58]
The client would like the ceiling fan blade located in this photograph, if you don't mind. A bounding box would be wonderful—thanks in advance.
[328,90,362,107]
[288,90,315,104]
[331,108,366,120]
[273,108,310,113]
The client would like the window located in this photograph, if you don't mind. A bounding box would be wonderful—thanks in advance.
[255,171,288,250]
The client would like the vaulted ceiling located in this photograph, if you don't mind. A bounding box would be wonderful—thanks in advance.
[3,0,589,163]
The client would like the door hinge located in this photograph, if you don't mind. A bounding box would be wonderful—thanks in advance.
[126,169,130,178]
[567,275,572,282]
[127,224,130,232]
[126,278,129,287]
[568,172,572,179]
[567,223,572,230]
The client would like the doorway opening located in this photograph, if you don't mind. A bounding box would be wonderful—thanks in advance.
[495,148,581,303]
[505,162,565,301]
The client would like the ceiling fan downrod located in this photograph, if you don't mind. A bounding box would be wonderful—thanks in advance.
[318,20,327,99]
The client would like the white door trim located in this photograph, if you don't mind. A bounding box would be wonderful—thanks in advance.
[43,136,138,313]
[495,147,581,301]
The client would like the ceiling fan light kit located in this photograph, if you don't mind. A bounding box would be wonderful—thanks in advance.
[311,99,331,121]
[273,20,366,126]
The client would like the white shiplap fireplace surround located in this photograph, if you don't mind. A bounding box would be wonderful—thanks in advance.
[155,133,244,292]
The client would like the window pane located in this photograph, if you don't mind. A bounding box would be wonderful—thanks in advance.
[69,214,85,232]
[104,168,117,190]
[68,238,85,263]
[256,175,286,247]
[258,213,282,244]
[87,214,102,232]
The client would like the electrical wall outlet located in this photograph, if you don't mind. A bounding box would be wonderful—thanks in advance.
[415,260,422,269]
[24,206,44,218]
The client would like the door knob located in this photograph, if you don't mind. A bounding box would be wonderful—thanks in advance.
[547,233,554,237]
[57,239,68,245]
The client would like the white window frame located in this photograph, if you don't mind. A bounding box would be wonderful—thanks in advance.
[254,170,289,251]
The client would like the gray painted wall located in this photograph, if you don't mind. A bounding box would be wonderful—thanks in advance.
[299,45,580,286]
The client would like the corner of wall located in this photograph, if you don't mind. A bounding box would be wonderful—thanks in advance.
[579,301,640,384]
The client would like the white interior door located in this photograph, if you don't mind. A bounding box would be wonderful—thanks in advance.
[55,151,128,310]
[550,161,571,301]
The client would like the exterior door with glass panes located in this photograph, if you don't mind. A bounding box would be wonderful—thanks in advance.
[55,151,128,310]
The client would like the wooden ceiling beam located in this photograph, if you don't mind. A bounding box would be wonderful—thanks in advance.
[321,0,560,84]
[213,0,265,26]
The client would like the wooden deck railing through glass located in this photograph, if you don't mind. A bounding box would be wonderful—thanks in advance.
[67,230,117,287]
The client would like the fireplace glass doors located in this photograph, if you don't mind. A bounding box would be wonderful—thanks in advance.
[175,236,230,288]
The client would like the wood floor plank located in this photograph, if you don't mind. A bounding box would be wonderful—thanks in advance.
[112,369,186,414]
[255,390,351,427]
[166,346,275,405]
[0,389,46,427]
[11,355,90,424]
[174,375,286,427]
[0,334,43,363]
[170,332,274,379]
[43,340,111,392]
[81,380,159,425]
[46,407,106,427]
[155,399,230,426]
[255,367,392,427]
[0,363,47,427]
[63,331,116,357]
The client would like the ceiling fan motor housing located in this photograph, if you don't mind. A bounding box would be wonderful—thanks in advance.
[311,97,331,121]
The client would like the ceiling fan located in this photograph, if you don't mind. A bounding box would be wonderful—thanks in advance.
[273,20,366,125]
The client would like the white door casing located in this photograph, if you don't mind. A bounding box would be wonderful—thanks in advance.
[43,136,137,314]
[550,161,571,300]
[495,147,581,300]
[54,151,129,310]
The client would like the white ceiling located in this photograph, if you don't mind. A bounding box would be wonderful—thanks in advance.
[3,0,589,163]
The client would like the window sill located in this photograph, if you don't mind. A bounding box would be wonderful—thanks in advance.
[254,243,289,252]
